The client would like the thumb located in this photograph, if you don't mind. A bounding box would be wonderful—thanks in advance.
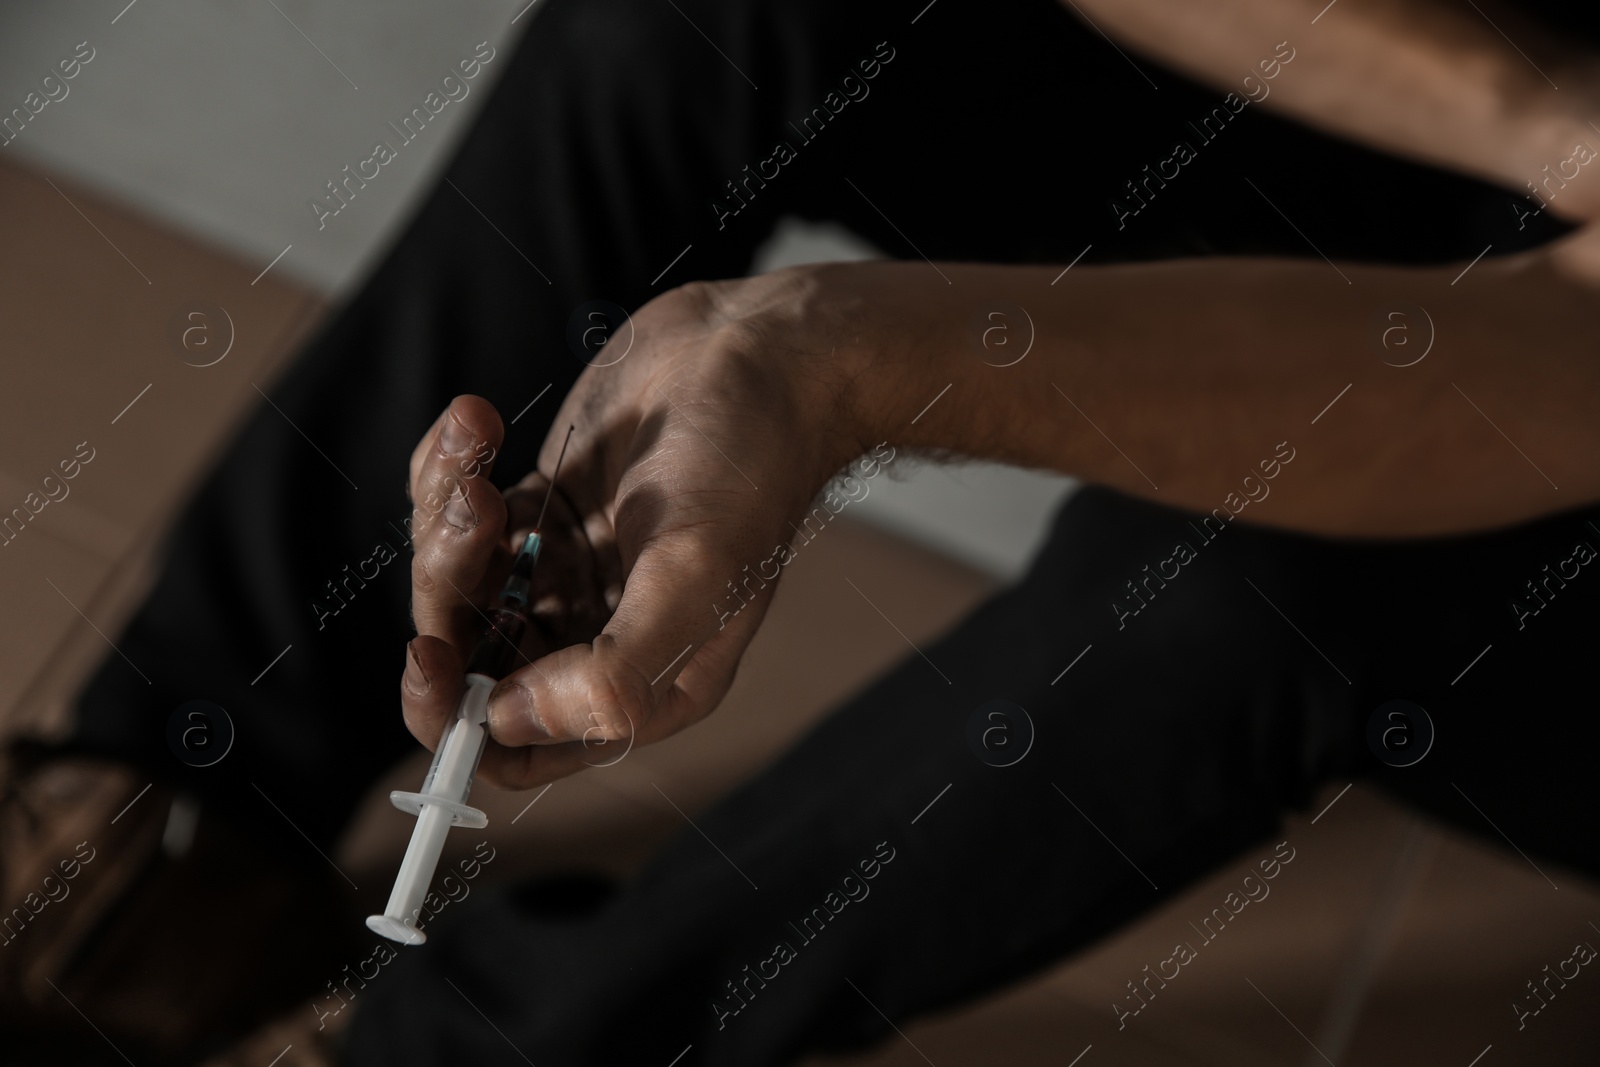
[485,525,776,751]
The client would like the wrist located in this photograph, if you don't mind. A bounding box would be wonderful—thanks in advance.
[701,263,915,500]
[780,260,940,474]
[770,259,1083,480]
[802,259,984,452]
[818,260,1070,464]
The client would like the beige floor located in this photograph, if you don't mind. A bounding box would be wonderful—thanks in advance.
[3,156,1597,1065]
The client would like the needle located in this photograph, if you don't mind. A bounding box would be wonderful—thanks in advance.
[534,424,575,534]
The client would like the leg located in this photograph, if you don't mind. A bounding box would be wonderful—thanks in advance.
[775,0,1575,267]
[64,0,863,849]
[353,475,1600,1064]
[333,0,1600,1063]
[339,487,1332,1065]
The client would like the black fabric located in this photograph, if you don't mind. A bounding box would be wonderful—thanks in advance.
[63,0,1595,1063]
[353,487,1600,1066]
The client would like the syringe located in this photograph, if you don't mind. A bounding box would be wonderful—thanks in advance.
[366,425,573,946]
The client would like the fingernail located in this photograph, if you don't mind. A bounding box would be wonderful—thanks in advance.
[585,709,626,743]
[444,486,476,529]
[440,413,473,455]
[404,642,430,696]
[489,683,552,745]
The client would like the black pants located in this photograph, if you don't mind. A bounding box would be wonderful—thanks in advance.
[70,0,1598,1063]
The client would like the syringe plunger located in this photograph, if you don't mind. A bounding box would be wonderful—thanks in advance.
[366,673,494,945]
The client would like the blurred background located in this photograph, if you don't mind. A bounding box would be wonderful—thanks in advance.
[1,2,1596,1065]
[0,0,1076,583]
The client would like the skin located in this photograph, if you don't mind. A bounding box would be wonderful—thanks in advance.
[1069,0,1600,218]
[401,0,1600,790]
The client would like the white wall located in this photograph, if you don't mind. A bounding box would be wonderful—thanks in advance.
[0,0,519,291]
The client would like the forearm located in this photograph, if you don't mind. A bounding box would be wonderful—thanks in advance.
[1068,0,1599,214]
[829,253,1598,538]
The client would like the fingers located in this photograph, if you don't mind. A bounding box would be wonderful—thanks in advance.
[409,396,507,648]
[407,395,502,504]
[400,635,464,753]
[484,523,767,765]
[402,634,620,790]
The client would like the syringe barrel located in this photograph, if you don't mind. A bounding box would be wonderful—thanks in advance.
[465,606,529,680]
[431,674,493,801]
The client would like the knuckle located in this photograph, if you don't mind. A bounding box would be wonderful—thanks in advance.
[590,639,654,732]
[428,472,461,507]
[409,506,434,541]
[706,317,765,358]
[411,553,438,595]
[667,278,713,312]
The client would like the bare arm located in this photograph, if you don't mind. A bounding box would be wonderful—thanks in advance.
[1067,0,1600,218]
[814,235,1600,538]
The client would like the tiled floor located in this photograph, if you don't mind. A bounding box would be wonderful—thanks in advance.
[4,155,1598,1064]
[0,158,322,741]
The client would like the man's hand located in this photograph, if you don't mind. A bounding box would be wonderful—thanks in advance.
[400,231,1600,789]
[399,269,871,789]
